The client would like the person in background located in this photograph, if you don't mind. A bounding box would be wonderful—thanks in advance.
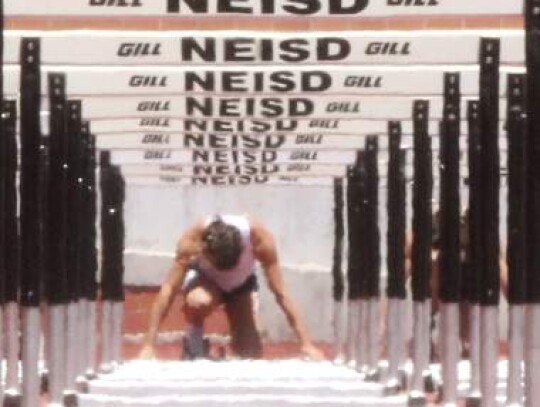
[406,210,508,359]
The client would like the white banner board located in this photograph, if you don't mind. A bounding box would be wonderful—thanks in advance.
[118,162,481,180]
[119,163,480,186]
[96,132,509,152]
[47,95,508,120]
[2,65,526,96]
[87,117,508,136]
[126,175,337,187]
[5,0,521,18]
[97,133,368,150]
[119,163,347,177]
[111,148,505,168]
[111,149,357,165]
[4,30,524,66]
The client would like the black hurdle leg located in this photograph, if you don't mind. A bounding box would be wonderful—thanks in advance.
[409,100,433,406]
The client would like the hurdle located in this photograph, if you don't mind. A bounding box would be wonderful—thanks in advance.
[2,99,19,407]
[385,121,407,396]
[408,100,433,407]
[331,178,346,363]
[364,135,382,381]
[45,72,70,407]
[505,73,527,407]
[438,72,462,407]
[99,151,126,375]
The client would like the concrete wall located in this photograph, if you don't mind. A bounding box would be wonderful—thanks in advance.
[123,183,337,341]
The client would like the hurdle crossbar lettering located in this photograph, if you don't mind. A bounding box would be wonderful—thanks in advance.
[1,30,525,66]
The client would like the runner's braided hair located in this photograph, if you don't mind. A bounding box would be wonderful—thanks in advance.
[202,218,243,270]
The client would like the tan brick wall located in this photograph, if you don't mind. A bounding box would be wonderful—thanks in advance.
[5,15,523,31]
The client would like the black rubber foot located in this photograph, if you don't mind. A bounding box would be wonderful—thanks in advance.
[3,393,21,407]
[99,364,114,374]
[399,369,409,390]
[85,371,98,381]
[383,382,402,396]
[423,374,436,393]
[40,371,49,393]
[365,369,381,382]
[76,378,89,393]
[63,393,78,407]
[465,395,482,407]
[407,394,427,407]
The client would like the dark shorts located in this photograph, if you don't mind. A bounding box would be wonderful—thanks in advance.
[221,274,259,303]
[183,268,258,304]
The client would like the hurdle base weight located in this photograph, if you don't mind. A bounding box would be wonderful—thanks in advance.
[98,363,114,375]
[434,389,460,407]
[423,373,436,393]
[407,392,427,407]
[84,371,98,381]
[3,392,21,407]
[399,368,409,390]
[76,376,89,394]
[40,370,49,394]
[383,378,402,396]
[365,368,381,382]
[63,392,78,407]
[465,394,482,407]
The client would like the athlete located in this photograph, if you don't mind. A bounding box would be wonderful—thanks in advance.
[138,214,324,360]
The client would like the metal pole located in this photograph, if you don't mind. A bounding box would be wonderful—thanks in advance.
[366,297,380,380]
[466,303,482,407]
[85,300,98,379]
[100,300,113,374]
[111,301,124,367]
[439,303,460,407]
[525,305,540,407]
[480,306,499,407]
[47,304,66,406]
[332,300,346,364]
[409,300,431,405]
[345,300,359,368]
[506,305,524,407]
[385,298,404,395]
[21,307,41,407]
[355,299,369,373]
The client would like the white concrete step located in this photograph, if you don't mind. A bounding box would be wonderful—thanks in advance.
[94,360,367,382]
[79,393,409,407]
[88,379,386,398]
[80,359,521,407]
[429,359,512,382]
